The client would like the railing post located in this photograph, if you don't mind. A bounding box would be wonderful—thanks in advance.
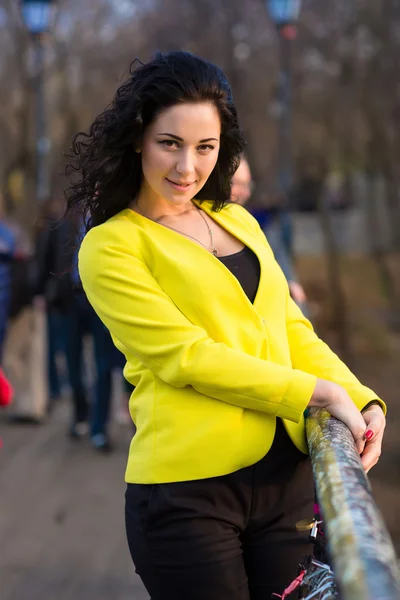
[306,407,400,600]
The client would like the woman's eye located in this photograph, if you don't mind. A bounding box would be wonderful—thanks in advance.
[159,140,178,148]
[198,144,214,152]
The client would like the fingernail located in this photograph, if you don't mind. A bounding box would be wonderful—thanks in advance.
[365,430,374,440]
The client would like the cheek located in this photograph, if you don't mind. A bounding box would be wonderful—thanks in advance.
[141,145,169,183]
[200,154,219,180]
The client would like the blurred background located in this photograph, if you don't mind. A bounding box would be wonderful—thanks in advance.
[0,1,399,599]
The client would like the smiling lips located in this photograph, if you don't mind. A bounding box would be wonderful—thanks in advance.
[166,178,195,190]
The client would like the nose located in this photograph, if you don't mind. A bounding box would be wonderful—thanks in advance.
[175,148,195,178]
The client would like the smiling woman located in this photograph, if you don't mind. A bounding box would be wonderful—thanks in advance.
[66,51,386,600]
[138,103,221,211]
[65,52,244,227]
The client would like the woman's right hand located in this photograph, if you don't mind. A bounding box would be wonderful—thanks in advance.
[308,379,367,454]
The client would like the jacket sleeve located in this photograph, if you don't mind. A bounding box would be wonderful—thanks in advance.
[286,291,386,413]
[244,207,386,415]
[79,223,317,424]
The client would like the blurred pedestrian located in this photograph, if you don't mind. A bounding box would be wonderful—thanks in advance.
[34,199,69,404]
[68,218,115,451]
[0,213,16,363]
[70,51,386,599]
[65,291,114,451]
[230,155,253,206]
[34,206,114,450]
[231,156,308,309]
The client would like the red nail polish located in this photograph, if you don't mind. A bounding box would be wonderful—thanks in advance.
[365,430,374,440]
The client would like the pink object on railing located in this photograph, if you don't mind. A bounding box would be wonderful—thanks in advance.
[272,569,306,598]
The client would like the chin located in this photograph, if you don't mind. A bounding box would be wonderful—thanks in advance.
[162,186,199,204]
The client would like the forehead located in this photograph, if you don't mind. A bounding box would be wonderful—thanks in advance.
[149,102,221,139]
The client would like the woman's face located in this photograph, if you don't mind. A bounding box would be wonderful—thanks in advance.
[139,102,221,207]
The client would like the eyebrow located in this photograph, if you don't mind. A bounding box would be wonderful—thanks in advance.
[158,133,219,143]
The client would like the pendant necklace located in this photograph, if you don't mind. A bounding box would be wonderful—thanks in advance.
[196,207,217,256]
[148,205,218,256]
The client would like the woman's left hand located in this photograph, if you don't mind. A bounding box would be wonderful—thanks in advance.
[360,404,386,473]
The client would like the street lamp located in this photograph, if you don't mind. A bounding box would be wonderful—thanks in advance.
[267,0,301,28]
[21,0,55,35]
[266,0,302,255]
[20,0,56,205]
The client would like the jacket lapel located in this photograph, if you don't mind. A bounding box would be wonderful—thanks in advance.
[125,203,273,326]
[195,202,269,316]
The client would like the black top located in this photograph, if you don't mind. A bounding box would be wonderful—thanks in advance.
[218,246,260,303]
[218,246,292,441]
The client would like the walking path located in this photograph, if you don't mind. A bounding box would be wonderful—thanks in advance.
[0,401,148,600]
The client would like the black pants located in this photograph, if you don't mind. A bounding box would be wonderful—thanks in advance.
[125,420,314,600]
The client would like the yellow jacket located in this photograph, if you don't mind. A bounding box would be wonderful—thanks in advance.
[79,201,383,484]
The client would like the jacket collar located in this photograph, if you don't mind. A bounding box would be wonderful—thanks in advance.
[124,202,268,319]
[193,201,268,315]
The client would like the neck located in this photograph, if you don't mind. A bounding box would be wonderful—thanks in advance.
[133,182,196,221]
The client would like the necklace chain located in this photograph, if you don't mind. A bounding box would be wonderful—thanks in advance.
[196,208,217,256]
[138,203,218,256]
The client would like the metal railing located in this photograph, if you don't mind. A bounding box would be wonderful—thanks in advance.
[306,407,400,600]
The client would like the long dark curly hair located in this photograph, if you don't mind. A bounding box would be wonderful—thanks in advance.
[65,51,246,228]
